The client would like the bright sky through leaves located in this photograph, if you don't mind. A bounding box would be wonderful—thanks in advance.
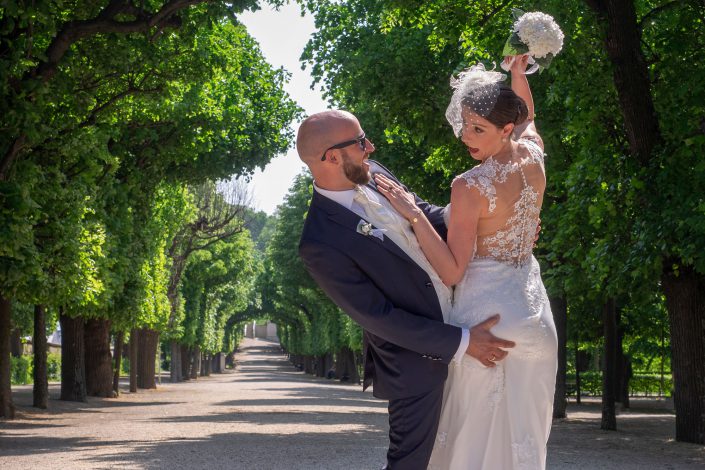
[239,2,326,214]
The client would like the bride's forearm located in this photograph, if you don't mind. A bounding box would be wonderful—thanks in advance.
[511,70,534,120]
[410,213,466,286]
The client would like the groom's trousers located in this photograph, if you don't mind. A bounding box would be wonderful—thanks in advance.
[386,383,445,470]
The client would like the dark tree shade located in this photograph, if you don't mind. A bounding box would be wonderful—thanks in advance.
[601,298,618,431]
[0,296,15,418]
[33,305,48,409]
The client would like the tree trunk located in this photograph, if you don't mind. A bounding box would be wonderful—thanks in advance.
[112,331,124,397]
[304,355,315,375]
[615,310,624,405]
[59,312,87,402]
[324,352,334,378]
[316,354,326,378]
[335,347,360,384]
[585,0,661,165]
[662,265,705,444]
[84,318,114,397]
[601,298,618,431]
[33,305,48,409]
[10,328,22,357]
[575,344,587,405]
[355,351,364,385]
[136,328,158,389]
[291,354,303,370]
[129,329,138,393]
[551,297,568,418]
[190,345,200,379]
[0,295,15,418]
[181,345,191,380]
[620,356,632,409]
[156,340,162,386]
[201,352,210,376]
[659,322,666,397]
[212,353,222,373]
[170,341,182,383]
[334,348,345,380]
[349,349,361,384]
[615,310,631,410]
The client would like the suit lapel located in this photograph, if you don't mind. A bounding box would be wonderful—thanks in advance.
[311,191,416,266]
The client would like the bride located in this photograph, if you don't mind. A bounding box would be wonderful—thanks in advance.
[374,55,558,469]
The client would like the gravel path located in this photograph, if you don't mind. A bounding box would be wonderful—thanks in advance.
[1,338,703,469]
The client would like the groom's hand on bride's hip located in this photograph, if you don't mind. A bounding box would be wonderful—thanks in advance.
[465,314,515,368]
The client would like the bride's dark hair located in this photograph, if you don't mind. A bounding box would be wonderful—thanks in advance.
[463,84,529,129]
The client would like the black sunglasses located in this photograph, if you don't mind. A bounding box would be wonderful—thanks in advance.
[321,133,367,161]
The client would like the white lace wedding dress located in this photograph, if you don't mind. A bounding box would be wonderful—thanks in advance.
[428,138,558,470]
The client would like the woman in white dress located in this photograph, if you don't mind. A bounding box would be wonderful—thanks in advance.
[374,55,558,470]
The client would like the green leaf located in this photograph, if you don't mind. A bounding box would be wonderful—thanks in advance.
[511,8,526,22]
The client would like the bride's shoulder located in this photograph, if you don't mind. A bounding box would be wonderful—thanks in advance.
[452,164,497,210]
[517,137,545,163]
[452,163,495,189]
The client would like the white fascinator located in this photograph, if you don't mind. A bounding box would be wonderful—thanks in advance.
[445,63,507,137]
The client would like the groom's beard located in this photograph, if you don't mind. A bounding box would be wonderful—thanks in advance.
[342,151,371,185]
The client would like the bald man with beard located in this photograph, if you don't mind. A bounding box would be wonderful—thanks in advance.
[296,110,513,470]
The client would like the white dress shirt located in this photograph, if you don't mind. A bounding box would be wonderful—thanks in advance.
[314,182,470,362]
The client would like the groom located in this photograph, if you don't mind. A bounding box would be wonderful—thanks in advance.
[297,110,514,470]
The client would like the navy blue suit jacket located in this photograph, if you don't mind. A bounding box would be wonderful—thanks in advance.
[298,161,462,400]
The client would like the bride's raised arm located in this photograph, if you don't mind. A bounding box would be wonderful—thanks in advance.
[506,55,543,150]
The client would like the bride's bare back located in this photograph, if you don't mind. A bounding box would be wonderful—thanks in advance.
[454,137,545,267]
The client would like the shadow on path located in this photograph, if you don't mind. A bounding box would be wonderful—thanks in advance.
[0,338,389,470]
[4,339,701,469]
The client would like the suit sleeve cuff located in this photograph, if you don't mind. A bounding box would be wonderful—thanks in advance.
[453,328,469,363]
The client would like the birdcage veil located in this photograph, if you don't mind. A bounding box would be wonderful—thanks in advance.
[445,63,507,137]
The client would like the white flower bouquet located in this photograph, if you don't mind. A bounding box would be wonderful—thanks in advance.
[501,9,564,73]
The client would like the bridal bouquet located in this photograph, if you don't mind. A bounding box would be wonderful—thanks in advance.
[501,9,564,74]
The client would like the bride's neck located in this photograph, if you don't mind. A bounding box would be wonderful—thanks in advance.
[484,141,515,164]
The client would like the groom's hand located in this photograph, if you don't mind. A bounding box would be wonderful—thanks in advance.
[465,314,515,368]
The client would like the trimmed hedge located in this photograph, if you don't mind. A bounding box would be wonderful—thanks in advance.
[11,356,31,385]
[568,371,673,397]
[10,354,62,385]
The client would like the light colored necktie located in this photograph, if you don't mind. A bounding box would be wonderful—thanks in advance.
[353,186,409,241]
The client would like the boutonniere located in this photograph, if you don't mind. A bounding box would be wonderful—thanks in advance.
[356,219,386,241]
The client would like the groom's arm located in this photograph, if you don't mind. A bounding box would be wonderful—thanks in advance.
[299,239,462,363]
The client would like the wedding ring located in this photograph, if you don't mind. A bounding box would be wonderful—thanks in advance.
[489,354,497,362]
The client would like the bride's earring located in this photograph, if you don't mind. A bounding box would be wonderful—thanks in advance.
[501,137,508,143]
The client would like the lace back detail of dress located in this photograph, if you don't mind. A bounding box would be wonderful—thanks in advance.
[454,138,545,267]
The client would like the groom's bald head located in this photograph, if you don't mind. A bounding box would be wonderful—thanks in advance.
[296,110,360,165]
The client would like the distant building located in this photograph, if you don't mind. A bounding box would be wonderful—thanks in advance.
[23,329,62,355]
[244,321,278,341]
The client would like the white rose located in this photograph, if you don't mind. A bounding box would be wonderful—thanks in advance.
[514,12,564,59]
